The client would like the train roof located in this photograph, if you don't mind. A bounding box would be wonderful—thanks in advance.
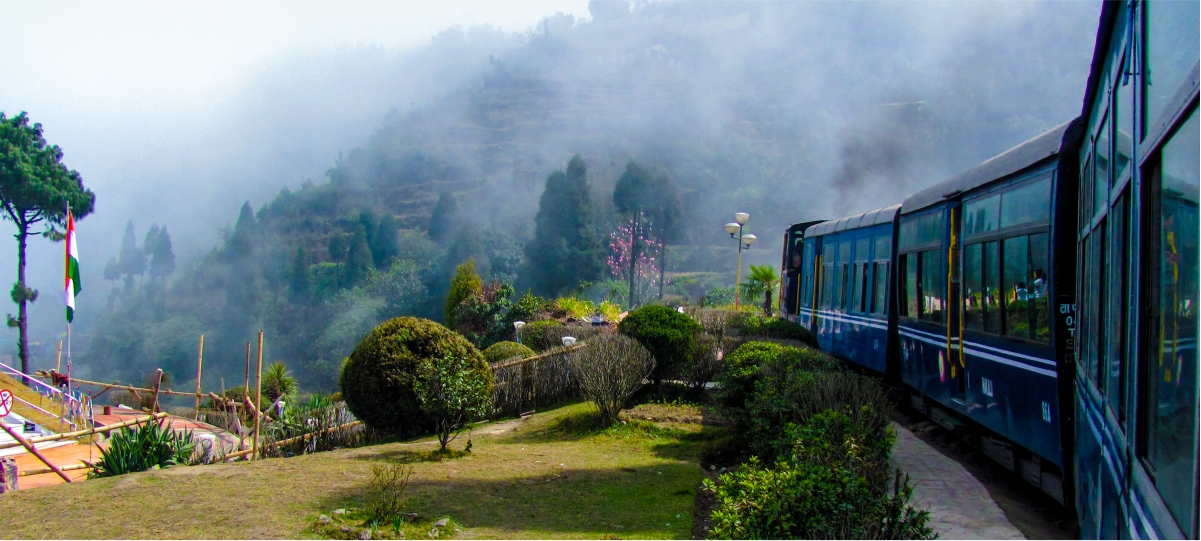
[901,120,1074,214]
[804,204,900,237]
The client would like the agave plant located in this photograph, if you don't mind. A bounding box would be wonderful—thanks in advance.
[740,264,780,316]
[262,362,298,404]
[89,419,195,478]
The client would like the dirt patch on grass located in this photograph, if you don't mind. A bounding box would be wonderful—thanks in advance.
[620,402,728,427]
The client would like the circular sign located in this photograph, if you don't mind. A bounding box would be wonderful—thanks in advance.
[0,389,12,417]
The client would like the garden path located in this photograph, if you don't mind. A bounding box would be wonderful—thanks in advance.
[890,423,1026,540]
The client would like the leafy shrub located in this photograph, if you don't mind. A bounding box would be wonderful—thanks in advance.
[340,317,488,435]
[746,367,891,463]
[509,292,553,322]
[740,317,819,349]
[483,341,535,365]
[90,419,196,478]
[415,351,495,450]
[520,319,563,352]
[568,333,655,426]
[556,297,595,320]
[681,334,725,389]
[701,286,735,307]
[445,258,482,327]
[705,416,932,540]
[452,281,516,348]
[366,462,413,523]
[597,301,621,322]
[617,305,702,387]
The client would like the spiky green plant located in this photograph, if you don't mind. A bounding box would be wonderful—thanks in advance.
[89,419,195,478]
[262,362,298,403]
[740,265,780,315]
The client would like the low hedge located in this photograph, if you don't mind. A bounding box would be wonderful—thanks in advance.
[716,341,841,415]
[519,320,563,352]
[739,317,819,349]
[483,341,536,365]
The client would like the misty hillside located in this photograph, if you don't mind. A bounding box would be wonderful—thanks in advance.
[74,0,1099,392]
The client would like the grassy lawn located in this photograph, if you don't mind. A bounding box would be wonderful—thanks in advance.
[0,401,719,539]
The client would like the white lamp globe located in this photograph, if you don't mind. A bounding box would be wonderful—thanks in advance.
[741,234,757,246]
[561,336,577,347]
[735,212,750,225]
[724,222,740,235]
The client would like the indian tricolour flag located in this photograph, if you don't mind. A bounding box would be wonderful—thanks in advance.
[64,210,80,323]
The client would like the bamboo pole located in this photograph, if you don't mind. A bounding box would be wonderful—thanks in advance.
[150,369,164,413]
[243,341,250,400]
[0,412,172,450]
[223,420,363,461]
[194,335,204,419]
[58,379,203,398]
[491,344,586,370]
[55,340,62,373]
[253,330,263,461]
[0,422,72,482]
[18,462,92,477]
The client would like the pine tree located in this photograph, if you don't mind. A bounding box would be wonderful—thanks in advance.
[344,224,372,286]
[446,257,482,328]
[148,226,175,282]
[228,201,256,260]
[117,220,146,289]
[520,154,604,296]
[372,214,400,267]
[103,257,120,291]
[428,191,460,243]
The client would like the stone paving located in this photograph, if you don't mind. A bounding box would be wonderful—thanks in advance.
[890,423,1026,540]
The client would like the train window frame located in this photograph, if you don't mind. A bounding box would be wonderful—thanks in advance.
[871,261,889,316]
[899,208,944,323]
[1137,106,1199,533]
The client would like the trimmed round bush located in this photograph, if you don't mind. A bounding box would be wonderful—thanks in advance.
[617,305,702,386]
[483,341,536,365]
[717,341,842,413]
[340,316,491,435]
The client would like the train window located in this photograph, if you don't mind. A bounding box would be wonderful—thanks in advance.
[900,210,943,251]
[1001,234,1049,342]
[964,241,1003,334]
[1115,54,1134,184]
[1106,191,1130,425]
[871,262,888,315]
[964,194,999,237]
[1143,0,1200,139]
[901,254,918,318]
[1086,232,1103,385]
[1081,152,1095,231]
[852,264,866,313]
[874,235,891,260]
[964,243,983,330]
[822,261,834,310]
[855,238,870,261]
[838,243,851,310]
[1079,233,1095,385]
[1001,177,1053,230]
[1095,115,1111,217]
[1142,109,1199,531]
[919,250,944,324]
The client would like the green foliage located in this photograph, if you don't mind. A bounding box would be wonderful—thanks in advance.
[740,317,819,349]
[519,319,563,352]
[556,297,595,320]
[366,462,413,523]
[509,292,552,322]
[445,258,482,327]
[521,155,605,297]
[340,317,488,436]
[427,191,461,244]
[701,286,736,307]
[262,362,298,404]
[345,224,373,286]
[705,411,932,540]
[118,221,147,280]
[597,301,621,322]
[716,341,843,434]
[89,419,196,478]
[482,341,535,365]
[740,264,780,315]
[451,281,516,348]
[617,305,701,386]
[414,351,494,451]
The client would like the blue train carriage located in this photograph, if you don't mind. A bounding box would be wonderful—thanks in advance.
[898,120,1081,506]
[1073,1,1198,538]
[781,220,826,323]
[790,205,899,374]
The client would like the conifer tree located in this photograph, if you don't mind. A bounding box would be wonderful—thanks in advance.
[446,257,482,328]
[288,246,310,301]
[428,191,460,243]
[520,154,604,296]
[117,221,145,289]
[345,224,372,286]
[148,226,175,282]
[372,214,400,267]
[328,231,347,263]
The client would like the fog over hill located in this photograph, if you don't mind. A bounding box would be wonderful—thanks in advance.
[0,0,1100,389]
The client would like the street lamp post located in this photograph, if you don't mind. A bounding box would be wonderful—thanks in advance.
[724,213,757,309]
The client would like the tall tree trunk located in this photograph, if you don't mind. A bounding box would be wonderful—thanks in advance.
[764,289,772,316]
[628,213,639,308]
[16,227,29,376]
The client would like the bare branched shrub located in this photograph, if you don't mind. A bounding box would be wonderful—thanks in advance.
[568,333,654,426]
[366,462,413,522]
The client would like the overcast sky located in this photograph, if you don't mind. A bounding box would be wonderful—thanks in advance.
[0,1,590,170]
